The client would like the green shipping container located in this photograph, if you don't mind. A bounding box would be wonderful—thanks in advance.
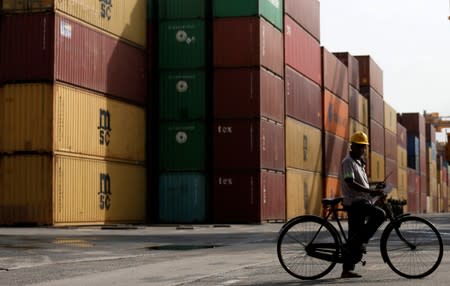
[147,0,153,19]
[159,121,206,170]
[159,70,207,120]
[159,19,206,69]
[158,0,207,19]
[213,0,283,31]
[159,172,207,223]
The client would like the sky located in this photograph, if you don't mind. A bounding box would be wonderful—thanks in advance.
[320,0,450,140]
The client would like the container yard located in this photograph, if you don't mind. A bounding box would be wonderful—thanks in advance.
[1,0,450,226]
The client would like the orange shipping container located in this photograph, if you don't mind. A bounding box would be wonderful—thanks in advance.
[0,83,146,162]
[323,89,349,139]
[0,154,146,226]
[369,151,385,182]
[286,168,322,218]
[1,0,147,47]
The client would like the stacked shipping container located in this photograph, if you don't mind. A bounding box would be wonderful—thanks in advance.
[384,102,398,197]
[0,0,147,225]
[426,123,438,211]
[397,122,408,211]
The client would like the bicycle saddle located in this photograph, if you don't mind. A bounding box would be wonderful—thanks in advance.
[322,197,343,206]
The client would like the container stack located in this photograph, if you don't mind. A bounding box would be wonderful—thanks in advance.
[437,143,449,212]
[284,0,322,218]
[398,113,427,213]
[0,0,147,225]
[212,0,285,223]
[384,102,398,197]
[356,56,385,183]
[321,48,349,203]
[426,123,438,211]
[156,0,209,223]
[397,123,408,211]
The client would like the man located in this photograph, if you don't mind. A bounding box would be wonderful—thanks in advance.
[339,131,386,278]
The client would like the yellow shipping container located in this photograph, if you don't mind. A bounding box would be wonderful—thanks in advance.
[285,117,322,172]
[349,118,368,141]
[369,151,385,182]
[397,146,407,169]
[359,94,369,127]
[286,168,322,219]
[384,102,397,133]
[0,154,146,226]
[397,167,407,198]
[1,0,146,47]
[0,83,146,162]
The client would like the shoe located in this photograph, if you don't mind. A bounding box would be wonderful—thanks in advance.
[341,271,362,278]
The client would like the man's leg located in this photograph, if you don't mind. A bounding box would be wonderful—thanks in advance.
[360,205,386,243]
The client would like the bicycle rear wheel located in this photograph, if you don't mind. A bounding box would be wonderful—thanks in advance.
[380,216,443,278]
[277,215,340,280]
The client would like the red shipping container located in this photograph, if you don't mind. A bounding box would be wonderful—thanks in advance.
[322,47,349,102]
[213,170,286,223]
[397,113,426,137]
[284,0,320,42]
[0,13,147,105]
[407,168,420,214]
[426,123,436,143]
[324,132,348,177]
[285,65,322,129]
[213,17,283,78]
[334,52,360,89]
[355,55,383,96]
[323,90,349,139]
[369,119,385,155]
[420,173,427,213]
[214,67,284,123]
[385,129,397,161]
[397,122,407,148]
[323,176,341,198]
[360,86,384,125]
[285,15,321,85]
[385,158,398,187]
[214,118,285,171]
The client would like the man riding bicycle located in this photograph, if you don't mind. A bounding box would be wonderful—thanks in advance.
[340,131,386,278]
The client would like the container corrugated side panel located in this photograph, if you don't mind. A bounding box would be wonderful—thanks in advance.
[323,176,341,198]
[397,123,407,148]
[260,171,285,221]
[385,157,398,187]
[286,168,322,219]
[0,84,53,153]
[349,118,369,142]
[334,52,359,89]
[284,0,320,41]
[54,155,146,225]
[355,55,383,96]
[158,172,206,223]
[384,102,397,133]
[54,84,146,161]
[323,89,349,140]
[324,132,348,177]
[158,0,206,19]
[159,70,206,121]
[397,146,407,169]
[369,151,385,182]
[322,47,349,102]
[384,129,397,161]
[285,117,322,172]
[369,119,385,155]
[0,155,53,225]
[397,167,408,199]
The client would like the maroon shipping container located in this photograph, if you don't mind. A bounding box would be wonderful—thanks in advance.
[285,65,322,129]
[420,173,427,213]
[284,15,321,85]
[322,47,349,102]
[333,52,360,89]
[324,132,348,177]
[213,17,283,77]
[369,119,385,155]
[355,55,383,96]
[385,129,397,161]
[0,13,147,105]
[214,67,284,123]
[397,113,426,137]
[407,168,420,214]
[420,135,427,174]
[214,118,285,171]
[426,123,436,143]
[385,158,398,187]
[213,170,286,223]
[361,86,384,125]
[397,122,407,148]
[284,0,320,42]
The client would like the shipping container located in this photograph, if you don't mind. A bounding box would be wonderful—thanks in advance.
[323,176,341,198]
[158,172,206,223]
[369,119,385,155]
[286,168,322,219]
[369,151,385,182]
[398,146,407,169]
[333,52,360,89]
[213,0,283,31]
[385,129,397,161]
[214,67,284,123]
[159,70,206,120]
[407,168,420,213]
[285,117,322,172]
[324,132,348,177]
[285,65,322,129]
[0,83,146,161]
[284,15,321,85]
[397,113,425,137]
[284,0,320,41]
[360,86,384,125]
[322,47,349,102]
[384,102,397,134]
[426,123,436,143]
[0,154,146,226]
[420,173,427,212]
[349,119,369,142]
[355,55,383,96]
[214,118,285,171]
[213,170,285,223]
[159,19,206,69]
[159,121,206,171]
[323,89,349,139]
[1,0,147,47]
[385,158,398,187]
[397,122,407,148]
[398,167,408,199]
[348,86,368,126]
[158,0,207,19]
[214,17,284,77]
[0,13,147,105]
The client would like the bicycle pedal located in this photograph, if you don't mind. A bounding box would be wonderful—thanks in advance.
[361,260,366,266]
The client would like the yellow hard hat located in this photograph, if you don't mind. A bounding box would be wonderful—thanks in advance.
[350,131,369,145]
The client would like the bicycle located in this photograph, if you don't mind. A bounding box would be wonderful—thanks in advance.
[277,195,443,280]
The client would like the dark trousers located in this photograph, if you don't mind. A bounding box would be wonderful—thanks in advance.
[343,201,386,272]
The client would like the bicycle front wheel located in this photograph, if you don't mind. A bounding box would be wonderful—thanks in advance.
[380,216,443,278]
[277,215,340,280]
